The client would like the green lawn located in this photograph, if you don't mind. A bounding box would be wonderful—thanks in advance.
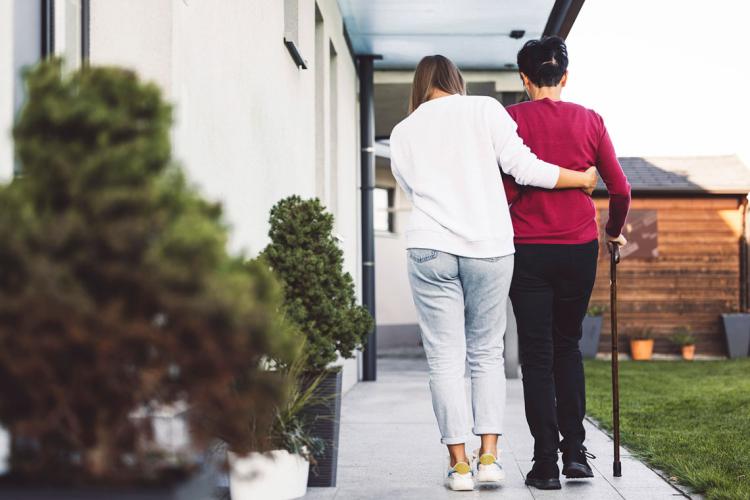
[585,359,750,500]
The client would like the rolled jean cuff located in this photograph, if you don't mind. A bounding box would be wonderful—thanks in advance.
[472,427,503,437]
[441,435,471,445]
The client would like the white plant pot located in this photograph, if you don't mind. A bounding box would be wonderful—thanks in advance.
[229,449,310,500]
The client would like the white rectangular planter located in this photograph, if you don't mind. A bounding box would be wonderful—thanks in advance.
[229,450,309,500]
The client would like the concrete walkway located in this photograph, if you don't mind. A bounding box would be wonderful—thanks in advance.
[307,358,690,500]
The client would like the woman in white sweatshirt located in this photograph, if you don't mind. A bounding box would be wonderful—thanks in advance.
[389,55,597,491]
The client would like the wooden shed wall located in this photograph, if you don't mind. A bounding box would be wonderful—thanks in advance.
[591,197,745,356]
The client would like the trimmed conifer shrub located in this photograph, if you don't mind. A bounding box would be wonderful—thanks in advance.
[262,196,373,372]
[0,60,295,484]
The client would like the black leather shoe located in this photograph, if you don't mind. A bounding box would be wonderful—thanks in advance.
[562,445,595,478]
[525,461,561,490]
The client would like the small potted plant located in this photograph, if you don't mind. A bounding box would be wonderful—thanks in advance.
[721,308,750,359]
[629,327,655,361]
[670,326,696,361]
[263,196,373,487]
[580,304,606,358]
[228,343,324,500]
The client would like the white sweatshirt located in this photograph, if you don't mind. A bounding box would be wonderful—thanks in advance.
[389,94,560,258]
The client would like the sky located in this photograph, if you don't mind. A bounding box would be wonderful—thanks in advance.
[563,0,750,166]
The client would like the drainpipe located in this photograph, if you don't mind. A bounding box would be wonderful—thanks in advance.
[358,55,381,381]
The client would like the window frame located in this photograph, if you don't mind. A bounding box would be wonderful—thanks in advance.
[41,0,55,57]
[40,0,90,64]
[373,186,395,234]
[81,0,89,63]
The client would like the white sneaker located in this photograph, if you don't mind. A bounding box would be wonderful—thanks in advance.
[445,461,474,491]
[472,449,505,485]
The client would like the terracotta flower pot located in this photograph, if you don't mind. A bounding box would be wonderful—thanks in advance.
[630,339,654,360]
[682,344,696,360]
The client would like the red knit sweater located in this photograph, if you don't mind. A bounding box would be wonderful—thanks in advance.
[504,98,631,244]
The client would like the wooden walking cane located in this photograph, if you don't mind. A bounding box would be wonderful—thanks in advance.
[609,241,622,477]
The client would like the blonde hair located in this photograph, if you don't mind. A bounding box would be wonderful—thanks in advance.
[409,55,466,113]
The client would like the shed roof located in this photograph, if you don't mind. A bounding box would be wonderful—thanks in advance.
[595,156,750,196]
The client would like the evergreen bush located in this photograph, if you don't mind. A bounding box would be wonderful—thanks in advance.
[262,196,373,372]
[0,60,295,484]
[671,326,695,347]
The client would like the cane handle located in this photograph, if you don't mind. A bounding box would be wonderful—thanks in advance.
[608,241,620,264]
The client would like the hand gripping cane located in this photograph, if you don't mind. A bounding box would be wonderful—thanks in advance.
[609,241,622,477]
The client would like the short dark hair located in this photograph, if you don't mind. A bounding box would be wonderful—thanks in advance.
[517,36,568,87]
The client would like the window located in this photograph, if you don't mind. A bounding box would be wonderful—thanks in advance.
[41,0,89,67]
[314,6,325,200]
[10,0,87,177]
[4,0,43,178]
[60,0,82,68]
[328,41,338,217]
[41,0,53,57]
[374,187,395,233]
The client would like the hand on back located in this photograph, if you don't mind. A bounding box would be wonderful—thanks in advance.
[581,166,598,195]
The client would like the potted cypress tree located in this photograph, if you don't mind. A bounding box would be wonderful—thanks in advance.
[263,196,373,487]
[721,310,750,359]
[670,326,696,361]
[580,304,606,359]
[0,60,295,497]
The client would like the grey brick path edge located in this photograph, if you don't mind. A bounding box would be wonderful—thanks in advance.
[306,358,693,500]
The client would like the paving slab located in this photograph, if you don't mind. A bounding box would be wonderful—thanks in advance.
[306,358,690,499]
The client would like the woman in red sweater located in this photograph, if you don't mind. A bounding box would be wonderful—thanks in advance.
[503,36,631,490]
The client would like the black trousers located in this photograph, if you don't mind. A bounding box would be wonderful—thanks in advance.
[510,240,599,463]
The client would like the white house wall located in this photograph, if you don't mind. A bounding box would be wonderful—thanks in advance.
[89,0,362,390]
[90,0,174,97]
[0,0,14,182]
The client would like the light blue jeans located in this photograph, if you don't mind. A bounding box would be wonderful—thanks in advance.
[407,249,513,445]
